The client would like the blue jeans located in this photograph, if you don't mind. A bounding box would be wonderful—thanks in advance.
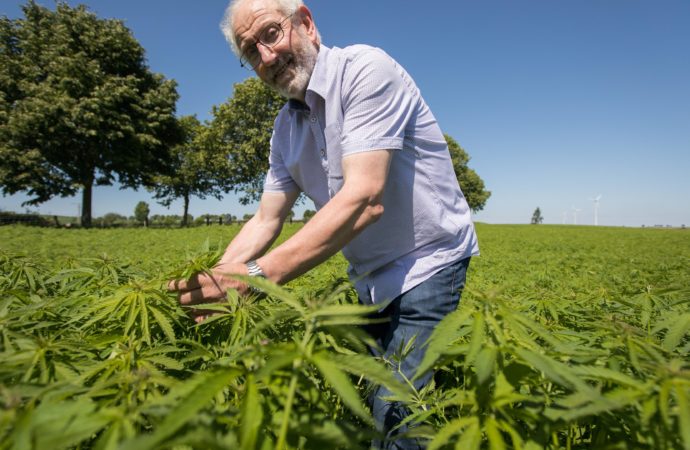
[363,257,471,450]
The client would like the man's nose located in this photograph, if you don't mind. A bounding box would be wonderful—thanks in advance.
[257,43,278,66]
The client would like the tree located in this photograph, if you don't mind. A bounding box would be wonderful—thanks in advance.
[444,134,491,212]
[149,115,227,227]
[97,212,127,227]
[0,2,180,227]
[134,201,149,227]
[302,209,316,221]
[531,207,544,224]
[207,77,285,205]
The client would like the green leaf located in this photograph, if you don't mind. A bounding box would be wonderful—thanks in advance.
[23,398,112,450]
[485,416,506,450]
[237,274,305,314]
[240,375,263,450]
[427,417,476,450]
[475,346,497,385]
[330,353,412,402]
[308,303,382,318]
[570,365,645,390]
[414,307,473,380]
[512,346,594,395]
[674,382,690,450]
[148,305,176,343]
[146,355,184,371]
[123,367,240,450]
[659,379,672,427]
[466,311,486,367]
[661,313,690,351]
[311,352,373,425]
[454,418,481,450]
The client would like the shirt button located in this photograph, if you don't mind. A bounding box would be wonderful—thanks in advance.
[320,149,326,157]
[310,116,317,123]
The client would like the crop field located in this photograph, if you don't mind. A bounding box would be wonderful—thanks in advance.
[1,223,689,449]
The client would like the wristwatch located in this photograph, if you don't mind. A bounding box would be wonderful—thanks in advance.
[246,260,265,294]
[246,260,266,278]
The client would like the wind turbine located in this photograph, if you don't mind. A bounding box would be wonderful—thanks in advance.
[562,210,568,225]
[590,194,602,226]
[572,206,582,225]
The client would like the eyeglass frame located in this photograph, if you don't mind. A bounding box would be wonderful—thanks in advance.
[239,12,295,70]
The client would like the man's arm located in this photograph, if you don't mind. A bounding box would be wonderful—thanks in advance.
[170,149,392,316]
[219,190,300,264]
[256,148,393,284]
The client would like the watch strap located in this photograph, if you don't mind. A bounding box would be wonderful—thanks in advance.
[246,260,266,278]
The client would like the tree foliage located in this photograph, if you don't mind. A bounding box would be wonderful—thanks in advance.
[207,77,285,205]
[134,201,150,226]
[531,207,544,224]
[149,115,228,226]
[444,134,491,212]
[0,1,180,227]
[303,209,316,221]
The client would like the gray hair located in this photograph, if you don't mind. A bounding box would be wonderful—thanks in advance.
[220,0,306,57]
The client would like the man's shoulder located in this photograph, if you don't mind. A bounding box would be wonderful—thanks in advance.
[331,44,390,63]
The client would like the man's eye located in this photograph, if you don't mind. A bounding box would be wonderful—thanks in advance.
[244,46,259,58]
[261,25,281,44]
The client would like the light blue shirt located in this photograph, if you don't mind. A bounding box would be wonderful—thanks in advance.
[264,44,479,303]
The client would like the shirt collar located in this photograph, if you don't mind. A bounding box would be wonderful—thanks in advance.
[306,44,331,101]
[287,98,309,111]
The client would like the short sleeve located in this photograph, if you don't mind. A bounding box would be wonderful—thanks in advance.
[339,48,417,155]
[263,125,300,193]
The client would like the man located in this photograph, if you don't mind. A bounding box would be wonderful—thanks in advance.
[170,0,479,447]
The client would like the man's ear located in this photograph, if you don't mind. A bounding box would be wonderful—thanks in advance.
[296,5,319,45]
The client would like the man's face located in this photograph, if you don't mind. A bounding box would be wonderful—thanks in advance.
[233,0,318,100]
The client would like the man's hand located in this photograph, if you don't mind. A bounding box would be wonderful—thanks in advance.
[168,261,249,323]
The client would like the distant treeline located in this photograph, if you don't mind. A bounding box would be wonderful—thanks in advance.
[0,211,310,228]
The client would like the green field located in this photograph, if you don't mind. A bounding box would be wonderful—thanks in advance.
[1,224,689,449]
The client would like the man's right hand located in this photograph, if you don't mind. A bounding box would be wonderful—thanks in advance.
[167,261,250,323]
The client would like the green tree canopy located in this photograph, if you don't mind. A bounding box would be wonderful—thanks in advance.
[149,115,227,227]
[204,78,489,214]
[207,77,285,205]
[531,207,544,225]
[134,201,150,227]
[302,209,316,221]
[0,1,180,227]
[444,134,491,212]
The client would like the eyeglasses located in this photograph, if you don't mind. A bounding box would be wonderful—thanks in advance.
[239,13,294,70]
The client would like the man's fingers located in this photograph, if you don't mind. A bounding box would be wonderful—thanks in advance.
[167,276,203,293]
[168,271,219,296]
[178,283,226,305]
[190,308,217,324]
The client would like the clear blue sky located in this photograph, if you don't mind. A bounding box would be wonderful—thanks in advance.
[3,0,689,227]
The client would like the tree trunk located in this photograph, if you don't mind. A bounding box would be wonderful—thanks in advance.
[182,194,190,227]
[81,180,93,228]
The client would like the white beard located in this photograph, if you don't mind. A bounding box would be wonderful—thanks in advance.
[266,31,318,99]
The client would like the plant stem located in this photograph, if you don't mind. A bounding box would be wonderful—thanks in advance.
[276,371,299,449]
[275,325,313,448]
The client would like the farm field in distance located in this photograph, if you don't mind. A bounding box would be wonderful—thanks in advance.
[1,223,689,449]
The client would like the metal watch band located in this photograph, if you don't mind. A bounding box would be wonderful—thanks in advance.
[246,260,266,278]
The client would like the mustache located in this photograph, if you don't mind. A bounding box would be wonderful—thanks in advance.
[269,54,294,82]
